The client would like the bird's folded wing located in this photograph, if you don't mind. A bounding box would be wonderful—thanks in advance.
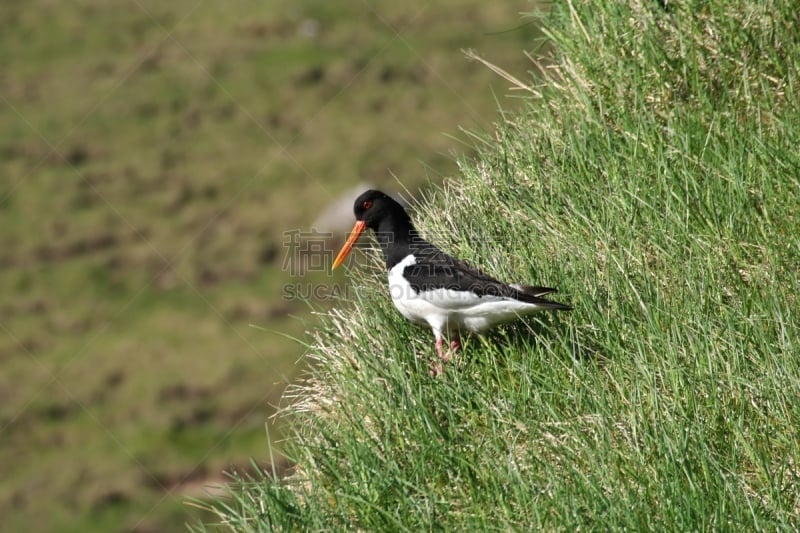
[402,252,570,310]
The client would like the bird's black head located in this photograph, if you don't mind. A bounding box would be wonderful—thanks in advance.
[332,189,415,270]
[352,189,407,231]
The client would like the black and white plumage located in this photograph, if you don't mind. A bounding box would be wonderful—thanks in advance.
[332,190,571,369]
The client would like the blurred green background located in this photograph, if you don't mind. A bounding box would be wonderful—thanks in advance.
[0,1,542,530]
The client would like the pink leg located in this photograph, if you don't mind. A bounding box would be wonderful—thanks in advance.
[450,334,461,352]
[435,336,449,362]
[429,336,445,376]
[436,337,447,359]
[430,331,460,376]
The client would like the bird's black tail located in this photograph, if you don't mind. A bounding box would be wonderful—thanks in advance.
[511,284,558,297]
[511,284,573,310]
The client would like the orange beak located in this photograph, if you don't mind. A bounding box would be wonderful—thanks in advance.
[332,220,367,269]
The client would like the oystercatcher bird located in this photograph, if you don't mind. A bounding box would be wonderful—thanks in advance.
[332,189,571,369]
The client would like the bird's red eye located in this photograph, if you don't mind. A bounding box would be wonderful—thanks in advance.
[362,199,373,209]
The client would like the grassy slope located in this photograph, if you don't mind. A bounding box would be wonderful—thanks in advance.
[0,1,540,531]
[205,0,800,530]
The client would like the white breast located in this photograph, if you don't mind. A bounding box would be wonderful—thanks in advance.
[387,255,433,327]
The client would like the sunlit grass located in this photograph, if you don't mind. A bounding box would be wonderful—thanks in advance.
[200,0,800,530]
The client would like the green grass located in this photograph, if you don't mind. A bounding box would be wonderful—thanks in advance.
[201,0,800,530]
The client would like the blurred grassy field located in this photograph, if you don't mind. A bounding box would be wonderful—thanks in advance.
[0,1,543,530]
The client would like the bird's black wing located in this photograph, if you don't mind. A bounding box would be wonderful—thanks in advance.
[403,246,571,310]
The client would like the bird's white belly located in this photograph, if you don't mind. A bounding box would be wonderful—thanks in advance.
[387,255,543,334]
